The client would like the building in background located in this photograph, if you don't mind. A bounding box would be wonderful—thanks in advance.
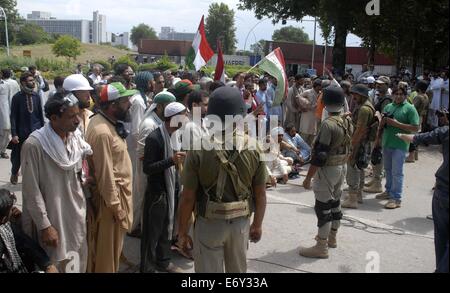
[112,32,135,50]
[26,10,109,44]
[159,27,195,42]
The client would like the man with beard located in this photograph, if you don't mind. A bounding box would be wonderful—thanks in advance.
[21,95,92,272]
[86,82,137,273]
[9,72,45,185]
[63,74,95,137]
[183,90,209,151]
[141,102,187,273]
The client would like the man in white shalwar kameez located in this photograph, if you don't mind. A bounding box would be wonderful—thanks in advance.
[0,69,20,159]
[21,95,92,273]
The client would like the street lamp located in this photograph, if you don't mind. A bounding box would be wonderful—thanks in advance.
[0,7,9,57]
[243,18,269,52]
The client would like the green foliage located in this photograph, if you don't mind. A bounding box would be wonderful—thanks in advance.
[205,3,237,54]
[92,60,111,72]
[130,24,158,46]
[0,55,74,80]
[113,55,138,71]
[137,63,157,72]
[113,44,130,51]
[52,35,82,62]
[16,23,49,45]
[0,0,20,46]
[155,53,178,71]
[272,26,311,43]
[203,65,263,79]
[250,40,266,56]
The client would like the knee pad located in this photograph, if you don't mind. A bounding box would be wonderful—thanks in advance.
[314,200,333,228]
[330,200,343,221]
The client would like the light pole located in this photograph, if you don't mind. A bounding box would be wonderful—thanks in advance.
[0,7,9,57]
[244,18,269,52]
[311,18,317,71]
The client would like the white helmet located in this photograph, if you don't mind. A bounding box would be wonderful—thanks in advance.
[63,74,94,92]
[367,76,376,84]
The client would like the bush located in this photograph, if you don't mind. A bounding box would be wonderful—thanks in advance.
[114,45,130,51]
[137,63,157,72]
[0,56,74,81]
[202,65,263,79]
[113,55,138,72]
[92,60,112,72]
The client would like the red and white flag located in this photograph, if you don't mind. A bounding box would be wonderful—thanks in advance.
[186,16,214,71]
[214,40,226,83]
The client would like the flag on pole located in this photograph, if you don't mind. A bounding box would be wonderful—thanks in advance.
[185,16,214,71]
[214,40,226,83]
[256,47,288,106]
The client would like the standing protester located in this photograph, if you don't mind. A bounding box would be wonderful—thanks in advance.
[63,74,95,137]
[0,69,21,159]
[284,74,305,130]
[9,72,45,185]
[183,90,209,150]
[301,86,354,259]
[47,76,65,100]
[397,112,448,273]
[178,87,268,273]
[299,79,322,146]
[406,80,430,162]
[115,64,136,90]
[130,92,176,237]
[428,71,444,129]
[377,86,420,209]
[140,102,187,273]
[442,71,449,110]
[21,95,92,272]
[86,82,136,273]
[342,84,377,209]
[89,64,103,85]
[29,66,48,114]
[365,76,393,194]
[153,72,166,95]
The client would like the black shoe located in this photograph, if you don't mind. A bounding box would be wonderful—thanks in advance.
[1,153,9,159]
[10,174,18,185]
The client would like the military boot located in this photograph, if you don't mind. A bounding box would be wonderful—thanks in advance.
[364,180,383,193]
[328,229,338,248]
[357,190,363,204]
[299,238,329,259]
[364,177,376,187]
[342,192,359,209]
[414,150,419,161]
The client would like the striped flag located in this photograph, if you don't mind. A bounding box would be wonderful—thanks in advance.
[257,47,288,106]
[185,16,214,71]
[214,40,226,83]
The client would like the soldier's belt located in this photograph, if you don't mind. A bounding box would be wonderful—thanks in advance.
[204,199,251,220]
[326,154,349,166]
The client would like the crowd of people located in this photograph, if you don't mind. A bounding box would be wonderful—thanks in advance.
[0,61,448,273]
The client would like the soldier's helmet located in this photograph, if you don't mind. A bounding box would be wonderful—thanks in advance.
[323,86,345,113]
[207,86,246,121]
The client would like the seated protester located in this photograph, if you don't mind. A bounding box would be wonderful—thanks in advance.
[282,124,312,165]
[263,128,294,186]
[0,189,58,273]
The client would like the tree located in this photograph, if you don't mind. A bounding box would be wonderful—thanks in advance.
[272,26,311,43]
[205,3,237,54]
[52,35,82,63]
[16,23,49,45]
[238,0,362,74]
[130,23,158,47]
[250,39,266,56]
[0,0,20,46]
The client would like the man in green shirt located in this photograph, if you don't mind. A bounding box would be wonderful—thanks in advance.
[377,86,420,209]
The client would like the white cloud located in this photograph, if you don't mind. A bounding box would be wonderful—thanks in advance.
[17,0,361,49]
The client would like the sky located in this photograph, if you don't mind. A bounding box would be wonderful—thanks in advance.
[17,0,362,50]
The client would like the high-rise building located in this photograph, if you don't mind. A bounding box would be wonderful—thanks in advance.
[25,10,107,44]
[92,11,107,44]
[159,27,195,42]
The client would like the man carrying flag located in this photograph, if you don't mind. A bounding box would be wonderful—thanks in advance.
[185,16,214,71]
[252,48,289,126]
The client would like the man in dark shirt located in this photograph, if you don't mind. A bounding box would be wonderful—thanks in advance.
[141,102,187,273]
[9,72,45,185]
[397,110,449,273]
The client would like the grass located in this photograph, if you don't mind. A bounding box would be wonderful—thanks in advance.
[2,43,134,64]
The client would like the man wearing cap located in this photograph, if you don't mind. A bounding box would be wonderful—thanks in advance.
[9,72,45,185]
[63,74,95,137]
[365,76,393,194]
[178,86,268,273]
[140,102,187,273]
[171,79,193,107]
[21,94,92,272]
[301,86,354,259]
[130,91,176,236]
[367,76,376,103]
[86,82,137,273]
[342,84,377,209]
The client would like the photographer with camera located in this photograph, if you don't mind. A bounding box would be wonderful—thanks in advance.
[375,86,420,209]
[342,84,378,209]
[397,109,448,273]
